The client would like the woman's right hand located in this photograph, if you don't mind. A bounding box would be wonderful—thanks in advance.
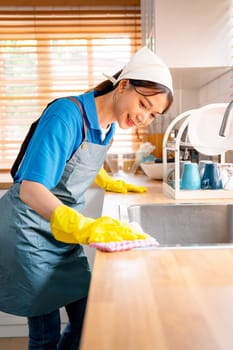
[50,205,149,244]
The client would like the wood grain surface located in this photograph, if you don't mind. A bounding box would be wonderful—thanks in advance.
[80,248,233,350]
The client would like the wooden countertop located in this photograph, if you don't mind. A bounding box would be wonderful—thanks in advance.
[80,174,233,350]
[80,248,233,350]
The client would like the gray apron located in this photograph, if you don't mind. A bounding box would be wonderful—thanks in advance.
[0,131,108,317]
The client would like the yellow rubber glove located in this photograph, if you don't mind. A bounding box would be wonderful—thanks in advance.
[50,205,149,244]
[94,167,147,193]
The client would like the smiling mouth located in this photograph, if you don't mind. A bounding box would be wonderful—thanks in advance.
[127,115,136,127]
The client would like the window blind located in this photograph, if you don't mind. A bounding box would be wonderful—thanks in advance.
[0,6,143,170]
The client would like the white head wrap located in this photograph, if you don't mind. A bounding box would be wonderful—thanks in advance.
[104,46,173,93]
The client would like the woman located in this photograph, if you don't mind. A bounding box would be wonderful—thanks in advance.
[0,47,173,349]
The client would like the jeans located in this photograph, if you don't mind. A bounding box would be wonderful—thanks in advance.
[27,297,87,350]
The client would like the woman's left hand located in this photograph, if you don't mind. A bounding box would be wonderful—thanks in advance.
[94,167,147,193]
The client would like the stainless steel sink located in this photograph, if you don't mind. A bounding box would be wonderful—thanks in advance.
[127,203,233,247]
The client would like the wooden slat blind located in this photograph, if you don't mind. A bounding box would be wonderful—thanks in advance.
[0,6,143,169]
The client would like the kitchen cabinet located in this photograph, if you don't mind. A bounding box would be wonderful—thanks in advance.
[141,0,232,110]
[154,0,232,69]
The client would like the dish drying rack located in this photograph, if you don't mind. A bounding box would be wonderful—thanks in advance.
[162,109,233,199]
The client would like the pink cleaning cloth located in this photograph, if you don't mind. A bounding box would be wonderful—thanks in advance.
[89,237,159,252]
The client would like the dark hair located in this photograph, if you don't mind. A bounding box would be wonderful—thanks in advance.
[92,70,173,114]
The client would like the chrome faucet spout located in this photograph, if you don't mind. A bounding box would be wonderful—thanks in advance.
[219,100,233,137]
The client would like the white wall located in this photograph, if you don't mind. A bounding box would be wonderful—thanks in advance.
[199,68,233,161]
[200,69,233,105]
[168,88,199,119]
[168,68,232,123]
[155,0,232,68]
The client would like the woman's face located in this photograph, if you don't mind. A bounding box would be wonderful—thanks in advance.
[113,80,169,129]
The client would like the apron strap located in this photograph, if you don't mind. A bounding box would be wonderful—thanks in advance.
[67,97,87,141]
[10,96,86,178]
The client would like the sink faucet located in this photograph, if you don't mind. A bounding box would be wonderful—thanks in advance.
[219,100,233,137]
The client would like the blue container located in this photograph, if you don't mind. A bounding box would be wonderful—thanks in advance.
[201,163,223,190]
[181,162,201,190]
